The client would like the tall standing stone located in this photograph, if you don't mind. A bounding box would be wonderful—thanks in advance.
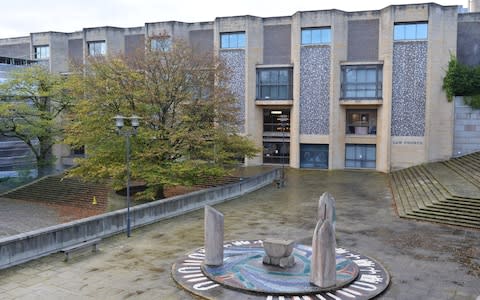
[204,205,224,266]
[310,218,336,288]
[318,192,336,230]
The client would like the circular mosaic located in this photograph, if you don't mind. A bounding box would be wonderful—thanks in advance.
[172,240,390,300]
[201,243,358,295]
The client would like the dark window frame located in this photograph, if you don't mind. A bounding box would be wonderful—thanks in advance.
[263,109,290,133]
[87,41,106,56]
[300,144,329,169]
[263,141,290,164]
[341,65,383,99]
[256,68,293,100]
[345,144,376,169]
[345,109,377,135]
[34,45,50,60]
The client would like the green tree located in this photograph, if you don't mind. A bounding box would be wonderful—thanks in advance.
[0,65,74,174]
[443,56,480,109]
[65,41,258,199]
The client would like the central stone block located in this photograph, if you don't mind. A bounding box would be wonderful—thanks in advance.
[262,238,295,268]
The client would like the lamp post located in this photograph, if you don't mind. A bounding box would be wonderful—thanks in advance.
[278,114,289,188]
[114,115,140,237]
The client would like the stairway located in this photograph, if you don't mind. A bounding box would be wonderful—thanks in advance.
[390,152,480,229]
[0,175,110,212]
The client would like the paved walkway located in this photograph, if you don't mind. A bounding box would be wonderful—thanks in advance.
[0,198,60,237]
[0,169,479,299]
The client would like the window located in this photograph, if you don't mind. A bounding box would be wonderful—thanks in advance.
[220,32,245,49]
[346,109,377,135]
[88,41,106,56]
[300,144,328,169]
[345,144,376,169]
[301,28,331,45]
[34,46,49,59]
[256,68,293,100]
[341,65,382,99]
[394,23,428,41]
[263,109,290,133]
[151,37,171,51]
[263,142,289,164]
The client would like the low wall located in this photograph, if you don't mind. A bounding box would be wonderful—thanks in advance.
[0,168,279,270]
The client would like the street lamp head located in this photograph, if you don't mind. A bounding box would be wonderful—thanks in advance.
[114,115,125,130]
[130,115,140,129]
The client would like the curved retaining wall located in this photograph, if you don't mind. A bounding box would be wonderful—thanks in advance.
[0,168,280,270]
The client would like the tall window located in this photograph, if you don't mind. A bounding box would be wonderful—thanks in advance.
[301,28,331,45]
[34,46,49,59]
[345,144,376,169]
[394,23,428,41]
[220,32,245,49]
[341,65,382,99]
[256,68,293,100]
[88,41,106,56]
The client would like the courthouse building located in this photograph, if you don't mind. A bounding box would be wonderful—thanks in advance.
[1,2,480,173]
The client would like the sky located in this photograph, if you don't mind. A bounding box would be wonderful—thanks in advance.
[0,0,468,39]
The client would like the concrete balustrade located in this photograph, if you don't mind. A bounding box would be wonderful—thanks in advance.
[0,168,279,270]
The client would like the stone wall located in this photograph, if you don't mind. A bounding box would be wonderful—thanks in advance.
[299,46,330,135]
[391,41,427,137]
[454,97,480,156]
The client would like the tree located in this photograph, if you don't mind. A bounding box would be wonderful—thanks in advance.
[443,55,480,109]
[0,65,74,175]
[65,41,258,199]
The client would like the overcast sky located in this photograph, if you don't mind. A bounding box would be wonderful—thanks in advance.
[0,0,467,39]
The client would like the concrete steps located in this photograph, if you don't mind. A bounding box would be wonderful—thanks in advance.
[0,175,110,211]
[0,174,241,214]
[390,151,480,229]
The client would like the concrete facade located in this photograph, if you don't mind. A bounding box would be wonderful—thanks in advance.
[0,3,478,172]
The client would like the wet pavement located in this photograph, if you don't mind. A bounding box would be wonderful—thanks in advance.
[0,198,60,237]
[0,169,479,299]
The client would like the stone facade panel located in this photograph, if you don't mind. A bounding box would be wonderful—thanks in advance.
[220,50,245,132]
[391,42,427,137]
[300,46,330,135]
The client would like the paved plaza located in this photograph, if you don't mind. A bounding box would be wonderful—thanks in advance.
[0,199,61,237]
[0,169,479,299]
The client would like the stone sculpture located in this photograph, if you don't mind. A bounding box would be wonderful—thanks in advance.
[318,192,336,231]
[310,218,336,288]
[204,205,224,266]
[262,238,295,268]
[310,192,337,288]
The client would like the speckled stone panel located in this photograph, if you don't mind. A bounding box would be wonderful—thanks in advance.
[391,42,427,137]
[220,50,245,132]
[300,46,330,135]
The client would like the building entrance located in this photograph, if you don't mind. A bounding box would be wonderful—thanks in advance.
[263,109,290,164]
